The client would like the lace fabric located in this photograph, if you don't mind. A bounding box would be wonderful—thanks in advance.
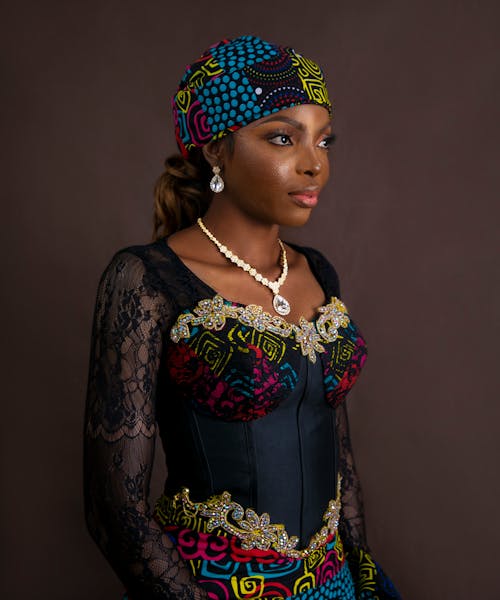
[336,402,368,551]
[84,251,207,599]
[83,241,368,598]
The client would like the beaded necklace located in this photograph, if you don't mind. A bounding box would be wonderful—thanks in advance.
[197,218,291,316]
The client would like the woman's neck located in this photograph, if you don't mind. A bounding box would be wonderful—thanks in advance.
[201,202,282,269]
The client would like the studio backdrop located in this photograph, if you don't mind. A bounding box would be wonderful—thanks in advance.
[2,1,499,599]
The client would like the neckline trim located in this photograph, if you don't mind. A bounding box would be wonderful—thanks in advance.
[169,293,351,364]
[158,237,333,327]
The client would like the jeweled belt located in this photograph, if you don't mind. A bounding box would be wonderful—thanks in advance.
[154,475,341,559]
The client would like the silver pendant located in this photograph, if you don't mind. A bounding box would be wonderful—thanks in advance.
[273,294,291,316]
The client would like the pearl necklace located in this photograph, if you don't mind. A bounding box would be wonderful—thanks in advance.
[197,218,291,316]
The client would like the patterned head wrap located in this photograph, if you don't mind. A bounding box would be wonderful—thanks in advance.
[173,35,332,157]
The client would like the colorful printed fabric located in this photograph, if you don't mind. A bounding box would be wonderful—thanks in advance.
[151,481,401,599]
[157,519,354,599]
[143,511,401,600]
[154,478,341,560]
[166,295,367,422]
[173,35,332,157]
[345,548,402,600]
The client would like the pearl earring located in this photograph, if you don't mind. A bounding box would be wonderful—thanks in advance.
[209,166,224,193]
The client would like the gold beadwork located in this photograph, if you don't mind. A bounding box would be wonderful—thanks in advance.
[316,300,350,342]
[170,295,350,363]
[294,318,326,363]
[154,476,342,559]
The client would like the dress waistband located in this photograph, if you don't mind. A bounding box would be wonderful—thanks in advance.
[154,475,341,559]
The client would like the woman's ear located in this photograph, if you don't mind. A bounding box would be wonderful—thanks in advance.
[202,139,226,168]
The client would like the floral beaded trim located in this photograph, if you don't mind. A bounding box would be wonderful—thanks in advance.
[155,476,341,559]
[169,295,350,364]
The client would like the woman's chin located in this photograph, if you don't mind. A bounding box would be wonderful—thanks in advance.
[281,209,314,228]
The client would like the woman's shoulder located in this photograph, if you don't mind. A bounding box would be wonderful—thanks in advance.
[98,237,206,315]
[96,237,183,297]
[107,235,187,271]
[92,239,188,327]
[287,242,341,298]
[109,237,167,262]
[99,238,163,279]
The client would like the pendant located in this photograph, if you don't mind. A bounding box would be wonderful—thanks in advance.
[273,294,291,316]
[209,172,224,193]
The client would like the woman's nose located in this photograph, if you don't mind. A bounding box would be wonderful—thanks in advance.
[303,161,321,176]
[298,148,322,176]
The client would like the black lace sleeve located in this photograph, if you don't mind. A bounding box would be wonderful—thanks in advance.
[84,251,207,600]
[336,401,369,552]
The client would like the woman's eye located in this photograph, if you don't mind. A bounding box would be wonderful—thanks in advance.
[269,134,293,146]
[318,135,335,149]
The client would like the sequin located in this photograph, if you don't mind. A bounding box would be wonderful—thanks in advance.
[170,295,350,364]
[155,476,342,559]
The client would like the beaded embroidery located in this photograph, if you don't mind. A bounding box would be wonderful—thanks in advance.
[170,295,350,364]
[154,476,341,559]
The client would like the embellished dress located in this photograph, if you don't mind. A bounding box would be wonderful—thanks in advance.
[84,239,401,600]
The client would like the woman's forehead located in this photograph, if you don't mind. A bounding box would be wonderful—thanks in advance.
[242,105,332,131]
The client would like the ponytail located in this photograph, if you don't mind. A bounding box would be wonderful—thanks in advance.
[152,148,212,240]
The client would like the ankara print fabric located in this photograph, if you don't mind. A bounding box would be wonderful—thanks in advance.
[84,238,398,598]
[154,526,356,599]
[165,293,367,422]
[173,35,331,156]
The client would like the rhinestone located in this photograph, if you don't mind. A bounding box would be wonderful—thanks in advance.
[273,294,290,316]
[209,172,224,193]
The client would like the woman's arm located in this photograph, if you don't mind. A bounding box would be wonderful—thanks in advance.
[84,251,206,599]
[336,401,369,551]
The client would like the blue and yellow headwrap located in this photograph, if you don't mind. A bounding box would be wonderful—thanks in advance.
[172,35,332,157]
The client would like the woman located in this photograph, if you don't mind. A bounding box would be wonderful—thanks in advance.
[84,35,401,600]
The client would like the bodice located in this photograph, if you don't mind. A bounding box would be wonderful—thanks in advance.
[84,238,374,599]
[148,241,368,546]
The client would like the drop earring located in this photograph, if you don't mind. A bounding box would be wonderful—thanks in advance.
[209,166,224,193]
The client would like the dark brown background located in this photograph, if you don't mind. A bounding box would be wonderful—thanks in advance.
[2,1,499,598]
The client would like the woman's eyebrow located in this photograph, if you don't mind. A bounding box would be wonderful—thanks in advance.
[256,115,332,132]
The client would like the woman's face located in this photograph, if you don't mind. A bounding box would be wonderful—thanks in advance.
[221,104,333,228]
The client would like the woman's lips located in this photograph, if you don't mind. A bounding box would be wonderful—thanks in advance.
[289,191,319,208]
